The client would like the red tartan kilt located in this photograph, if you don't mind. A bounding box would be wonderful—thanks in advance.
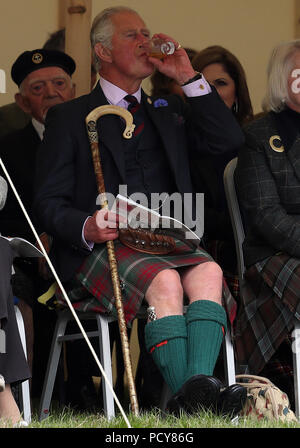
[56,240,236,326]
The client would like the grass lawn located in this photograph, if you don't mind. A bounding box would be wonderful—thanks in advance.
[6,406,300,429]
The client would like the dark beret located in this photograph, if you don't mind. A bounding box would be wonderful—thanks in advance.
[11,49,76,86]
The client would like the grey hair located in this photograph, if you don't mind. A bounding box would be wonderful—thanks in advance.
[90,6,138,72]
[263,39,300,112]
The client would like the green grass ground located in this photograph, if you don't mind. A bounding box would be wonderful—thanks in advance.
[4,406,300,429]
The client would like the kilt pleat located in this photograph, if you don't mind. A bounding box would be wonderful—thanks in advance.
[56,240,236,327]
[234,252,299,374]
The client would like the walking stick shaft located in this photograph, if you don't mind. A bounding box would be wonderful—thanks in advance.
[85,105,139,416]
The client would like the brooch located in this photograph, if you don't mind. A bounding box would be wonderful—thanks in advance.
[153,98,168,108]
[269,135,284,153]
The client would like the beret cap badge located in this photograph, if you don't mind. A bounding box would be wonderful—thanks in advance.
[32,53,43,64]
[11,49,76,87]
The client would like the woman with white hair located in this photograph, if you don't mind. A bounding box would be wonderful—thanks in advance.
[235,39,300,408]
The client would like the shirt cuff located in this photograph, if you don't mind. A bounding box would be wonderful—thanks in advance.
[82,216,94,251]
[182,74,211,97]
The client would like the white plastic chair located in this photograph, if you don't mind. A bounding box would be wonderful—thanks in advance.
[224,157,300,419]
[39,309,116,421]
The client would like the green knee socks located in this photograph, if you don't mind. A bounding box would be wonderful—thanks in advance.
[144,315,187,394]
[185,300,227,380]
[144,300,227,394]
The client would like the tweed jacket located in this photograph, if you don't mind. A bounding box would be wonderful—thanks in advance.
[33,81,244,282]
[236,109,300,268]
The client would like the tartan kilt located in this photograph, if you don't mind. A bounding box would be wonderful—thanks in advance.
[234,252,300,374]
[56,239,237,327]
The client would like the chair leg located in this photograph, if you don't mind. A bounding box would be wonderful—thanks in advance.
[38,312,69,421]
[223,329,236,386]
[96,314,115,419]
[14,306,31,424]
[293,319,300,420]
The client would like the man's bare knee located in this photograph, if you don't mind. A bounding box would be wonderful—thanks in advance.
[198,261,223,281]
[145,269,184,317]
[182,261,223,304]
[182,261,223,283]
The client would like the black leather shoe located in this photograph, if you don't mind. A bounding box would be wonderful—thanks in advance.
[166,375,222,415]
[181,374,222,413]
[216,383,247,417]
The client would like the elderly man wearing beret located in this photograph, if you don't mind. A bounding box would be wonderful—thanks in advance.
[0,49,75,241]
[0,49,76,401]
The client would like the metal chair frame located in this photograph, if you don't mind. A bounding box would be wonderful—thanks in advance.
[39,309,115,420]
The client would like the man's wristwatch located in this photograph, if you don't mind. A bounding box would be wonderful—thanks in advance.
[181,72,202,86]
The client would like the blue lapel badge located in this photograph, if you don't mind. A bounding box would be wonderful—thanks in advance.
[153,98,168,108]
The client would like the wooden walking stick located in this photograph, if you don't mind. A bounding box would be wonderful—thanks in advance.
[85,105,139,416]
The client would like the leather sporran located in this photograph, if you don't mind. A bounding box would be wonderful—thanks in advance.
[119,227,176,255]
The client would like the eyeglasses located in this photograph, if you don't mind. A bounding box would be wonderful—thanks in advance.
[28,77,70,96]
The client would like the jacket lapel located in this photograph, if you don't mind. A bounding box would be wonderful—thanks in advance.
[142,92,179,175]
[286,135,300,182]
[87,83,126,182]
[272,111,300,182]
